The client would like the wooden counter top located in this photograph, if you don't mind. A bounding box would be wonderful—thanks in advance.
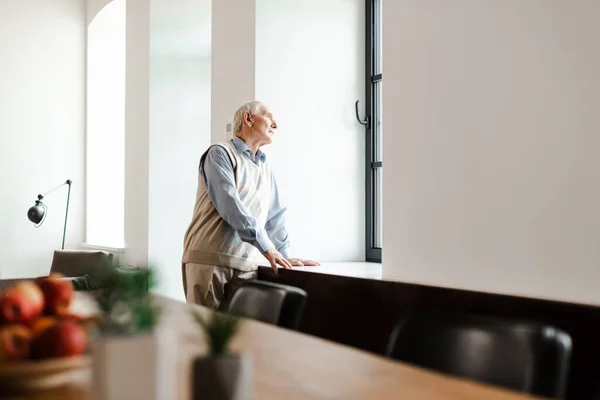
[1,295,543,400]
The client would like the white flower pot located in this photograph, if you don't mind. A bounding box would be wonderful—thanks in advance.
[192,353,253,400]
[91,327,177,400]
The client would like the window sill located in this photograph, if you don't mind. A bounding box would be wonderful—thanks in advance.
[79,243,125,255]
[283,261,382,280]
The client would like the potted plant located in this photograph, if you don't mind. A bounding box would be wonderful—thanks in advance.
[94,266,161,335]
[90,267,176,400]
[191,309,252,400]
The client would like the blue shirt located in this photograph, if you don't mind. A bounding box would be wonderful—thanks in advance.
[200,137,290,259]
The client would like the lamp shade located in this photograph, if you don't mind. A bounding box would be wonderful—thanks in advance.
[27,201,46,224]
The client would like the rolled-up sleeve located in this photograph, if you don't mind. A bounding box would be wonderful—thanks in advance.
[265,174,290,259]
[201,146,275,253]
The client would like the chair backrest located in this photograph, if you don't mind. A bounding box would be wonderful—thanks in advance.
[386,312,572,399]
[226,280,307,330]
[49,250,113,277]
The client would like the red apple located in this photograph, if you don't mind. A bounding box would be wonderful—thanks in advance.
[0,281,45,325]
[31,316,58,338]
[0,325,33,361]
[36,276,74,316]
[32,319,87,359]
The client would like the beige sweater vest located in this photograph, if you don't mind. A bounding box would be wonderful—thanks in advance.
[182,140,273,271]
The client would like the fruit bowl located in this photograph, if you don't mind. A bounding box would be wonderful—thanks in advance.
[0,280,101,392]
[0,354,92,391]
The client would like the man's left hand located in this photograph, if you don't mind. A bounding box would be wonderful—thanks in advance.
[288,258,320,267]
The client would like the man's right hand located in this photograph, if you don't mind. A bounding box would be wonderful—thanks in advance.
[263,248,293,274]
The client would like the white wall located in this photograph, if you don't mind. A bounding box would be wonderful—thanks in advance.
[0,0,86,278]
[124,0,151,268]
[382,0,600,305]
[148,0,211,300]
[211,0,256,144]
[254,0,365,261]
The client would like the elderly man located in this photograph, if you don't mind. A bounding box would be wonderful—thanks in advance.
[182,101,319,308]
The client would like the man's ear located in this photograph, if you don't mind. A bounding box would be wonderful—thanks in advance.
[245,112,253,126]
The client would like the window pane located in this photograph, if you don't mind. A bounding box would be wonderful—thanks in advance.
[374,81,382,162]
[374,167,382,248]
[374,80,382,248]
[376,0,382,248]
[374,0,382,75]
[367,0,383,260]
[86,0,125,248]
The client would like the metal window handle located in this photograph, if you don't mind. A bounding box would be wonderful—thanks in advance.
[355,100,370,127]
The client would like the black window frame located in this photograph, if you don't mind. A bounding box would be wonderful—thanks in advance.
[365,0,382,262]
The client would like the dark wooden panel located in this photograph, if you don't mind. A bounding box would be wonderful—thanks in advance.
[258,267,600,400]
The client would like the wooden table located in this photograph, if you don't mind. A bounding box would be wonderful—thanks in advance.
[1,295,544,400]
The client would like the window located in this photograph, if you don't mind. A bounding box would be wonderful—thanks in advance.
[366,0,382,262]
[86,0,126,248]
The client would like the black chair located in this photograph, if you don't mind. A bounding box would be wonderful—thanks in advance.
[386,312,572,399]
[224,280,308,330]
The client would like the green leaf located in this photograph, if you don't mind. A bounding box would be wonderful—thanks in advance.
[191,309,241,356]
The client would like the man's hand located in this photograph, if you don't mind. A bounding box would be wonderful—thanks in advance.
[288,258,320,267]
[263,248,293,274]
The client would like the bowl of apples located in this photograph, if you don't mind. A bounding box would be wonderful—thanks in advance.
[0,274,97,391]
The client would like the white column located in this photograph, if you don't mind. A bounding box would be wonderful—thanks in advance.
[124,0,150,267]
[147,0,212,300]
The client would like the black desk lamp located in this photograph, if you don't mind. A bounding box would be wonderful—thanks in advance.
[27,179,72,250]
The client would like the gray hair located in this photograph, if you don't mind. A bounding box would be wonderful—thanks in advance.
[232,101,264,134]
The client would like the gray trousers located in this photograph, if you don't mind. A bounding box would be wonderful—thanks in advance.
[182,263,257,309]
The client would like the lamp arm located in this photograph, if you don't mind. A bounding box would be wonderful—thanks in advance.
[38,179,72,200]
[62,180,72,250]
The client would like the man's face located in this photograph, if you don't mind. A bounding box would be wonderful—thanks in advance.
[249,106,278,145]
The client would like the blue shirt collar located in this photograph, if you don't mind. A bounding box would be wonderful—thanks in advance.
[232,136,266,163]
